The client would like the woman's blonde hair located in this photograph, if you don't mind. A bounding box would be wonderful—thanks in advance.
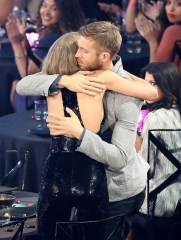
[42,32,79,75]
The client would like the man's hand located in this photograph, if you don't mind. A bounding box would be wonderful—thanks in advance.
[59,71,105,96]
[46,108,84,139]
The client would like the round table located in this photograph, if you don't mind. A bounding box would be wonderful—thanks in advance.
[0,191,38,239]
[0,110,51,193]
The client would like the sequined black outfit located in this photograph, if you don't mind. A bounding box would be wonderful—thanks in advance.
[37,89,109,240]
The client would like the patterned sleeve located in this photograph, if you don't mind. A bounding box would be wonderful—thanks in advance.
[139,111,162,177]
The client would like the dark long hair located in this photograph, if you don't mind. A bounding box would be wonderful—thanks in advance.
[140,62,181,117]
[156,0,171,42]
[36,0,85,38]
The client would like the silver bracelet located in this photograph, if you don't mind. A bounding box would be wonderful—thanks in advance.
[14,54,25,59]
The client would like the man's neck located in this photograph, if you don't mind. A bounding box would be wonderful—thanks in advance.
[100,62,114,71]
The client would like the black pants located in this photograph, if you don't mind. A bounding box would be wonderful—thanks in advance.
[107,188,146,240]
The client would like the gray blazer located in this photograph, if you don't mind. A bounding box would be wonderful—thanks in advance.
[16,72,60,97]
[16,58,149,202]
[78,59,149,202]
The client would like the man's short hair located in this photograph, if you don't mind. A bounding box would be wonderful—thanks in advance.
[78,21,122,59]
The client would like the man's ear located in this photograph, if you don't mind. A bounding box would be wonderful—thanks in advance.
[100,52,111,63]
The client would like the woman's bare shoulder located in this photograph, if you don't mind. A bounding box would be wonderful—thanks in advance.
[92,70,113,78]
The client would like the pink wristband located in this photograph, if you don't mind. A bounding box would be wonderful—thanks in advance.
[128,1,138,7]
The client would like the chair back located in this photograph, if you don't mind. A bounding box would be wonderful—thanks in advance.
[12,220,25,240]
[0,150,29,191]
[55,215,123,240]
[0,220,25,239]
[147,129,181,240]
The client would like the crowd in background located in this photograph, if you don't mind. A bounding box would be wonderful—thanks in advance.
[0,0,180,76]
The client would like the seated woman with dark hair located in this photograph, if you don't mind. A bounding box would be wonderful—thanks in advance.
[134,62,181,240]
[135,0,181,68]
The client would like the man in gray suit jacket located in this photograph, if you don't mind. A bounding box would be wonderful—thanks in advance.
[17,21,150,239]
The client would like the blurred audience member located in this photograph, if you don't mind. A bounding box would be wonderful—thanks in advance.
[6,0,85,77]
[79,0,121,21]
[0,0,13,37]
[6,0,85,111]
[10,0,42,23]
[98,2,122,25]
[98,2,122,14]
[135,0,181,66]
[134,62,181,240]
[125,0,163,33]
[21,0,42,21]
[125,0,141,33]
[0,0,13,27]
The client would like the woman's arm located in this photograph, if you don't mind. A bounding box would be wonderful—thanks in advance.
[125,0,138,33]
[46,92,65,135]
[6,15,41,77]
[99,70,158,100]
[135,135,142,152]
[155,25,181,62]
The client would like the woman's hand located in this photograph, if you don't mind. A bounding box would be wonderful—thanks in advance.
[135,15,158,44]
[8,13,26,35]
[142,2,161,22]
[47,108,84,139]
[6,14,24,44]
[15,16,26,35]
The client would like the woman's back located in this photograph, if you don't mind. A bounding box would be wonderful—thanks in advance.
[38,87,109,240]
[156,24,181,64]
[47,70,106,134]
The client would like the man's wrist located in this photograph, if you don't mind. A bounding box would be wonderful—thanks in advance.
[76,128,86,147]
[74,126,84,140]
[49,74,62,93]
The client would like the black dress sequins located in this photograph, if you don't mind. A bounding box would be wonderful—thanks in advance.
[37,89,109,240]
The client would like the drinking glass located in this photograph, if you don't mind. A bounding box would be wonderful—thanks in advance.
[34,100,48,121]
[126,32,142,54]
[0,206,10,225]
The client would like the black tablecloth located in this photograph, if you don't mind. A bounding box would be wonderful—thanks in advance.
[0,110,51,192]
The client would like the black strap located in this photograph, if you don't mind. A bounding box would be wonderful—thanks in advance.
[27,47,42,68]
[25,46,44,109]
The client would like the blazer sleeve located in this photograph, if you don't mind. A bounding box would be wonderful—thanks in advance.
[16,72,60,96]
[77,94,142,171]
